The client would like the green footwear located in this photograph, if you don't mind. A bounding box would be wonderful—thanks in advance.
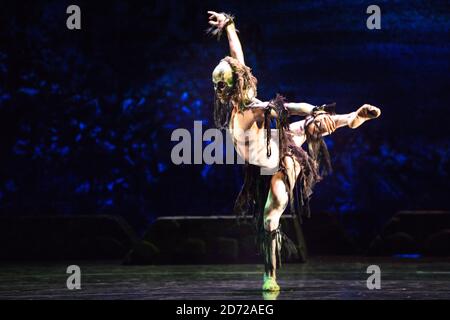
[262,291,280,300]
[262,275,280,292]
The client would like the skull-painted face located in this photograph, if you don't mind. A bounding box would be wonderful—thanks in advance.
[212,57,258,129]
[212,61,234,103]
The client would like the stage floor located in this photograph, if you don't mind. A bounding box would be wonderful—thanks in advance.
[1,256,449,300]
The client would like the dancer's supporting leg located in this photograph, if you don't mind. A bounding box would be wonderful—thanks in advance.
[262,156,302,291]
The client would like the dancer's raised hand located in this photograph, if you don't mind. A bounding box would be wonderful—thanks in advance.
[207,11,229,29]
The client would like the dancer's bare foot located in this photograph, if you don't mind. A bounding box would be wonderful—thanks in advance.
[348,104,381,129]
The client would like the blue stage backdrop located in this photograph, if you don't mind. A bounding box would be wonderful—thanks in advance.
[0,0,449,241]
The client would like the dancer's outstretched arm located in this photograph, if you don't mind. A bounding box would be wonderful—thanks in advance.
[284,102,315,115]
[208,11,245,65]
[208,12,317,117]
[248,99,315,116]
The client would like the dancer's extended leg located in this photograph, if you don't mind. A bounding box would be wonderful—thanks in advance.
[289,104,381,139]
[261,104,380,291]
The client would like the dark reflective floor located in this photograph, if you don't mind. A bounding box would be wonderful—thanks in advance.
[1,256,449,300]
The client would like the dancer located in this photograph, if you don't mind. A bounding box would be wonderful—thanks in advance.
[207,11,381,291]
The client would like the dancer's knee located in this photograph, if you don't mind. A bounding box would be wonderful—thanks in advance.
[264,173,289,231]
[264,215,280,231]
[271,176,289,207]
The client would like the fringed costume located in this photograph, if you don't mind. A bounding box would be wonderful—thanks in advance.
[232,94,335,275]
